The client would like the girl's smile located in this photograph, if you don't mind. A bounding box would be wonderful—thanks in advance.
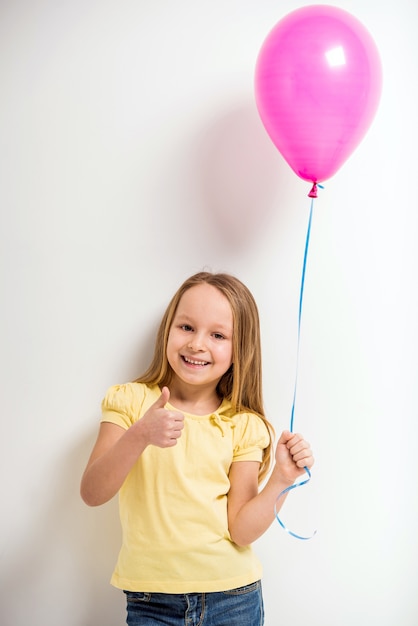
[181,355,210,367]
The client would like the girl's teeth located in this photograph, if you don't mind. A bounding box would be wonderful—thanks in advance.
[184,357,207,365]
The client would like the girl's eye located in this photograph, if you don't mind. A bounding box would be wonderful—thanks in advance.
[213,333,225,340]
[181,324,193,331]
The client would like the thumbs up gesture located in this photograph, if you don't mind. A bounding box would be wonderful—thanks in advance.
[138,387,184,448]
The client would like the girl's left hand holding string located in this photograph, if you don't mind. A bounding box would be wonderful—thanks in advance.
[227,430,314,546]
[273,430,314,485]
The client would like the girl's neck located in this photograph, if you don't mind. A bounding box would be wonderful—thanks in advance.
[166,381,222,416]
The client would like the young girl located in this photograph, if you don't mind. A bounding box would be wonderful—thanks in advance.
[80,271,314,626]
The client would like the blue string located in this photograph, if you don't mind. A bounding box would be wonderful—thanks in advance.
[275,194,320,540]
[290,200,313,434]
[274,467,315,540]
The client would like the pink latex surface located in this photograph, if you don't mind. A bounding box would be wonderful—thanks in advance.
[255,5,382,183]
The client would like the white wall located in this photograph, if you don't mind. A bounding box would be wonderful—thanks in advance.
[1,1,417,624]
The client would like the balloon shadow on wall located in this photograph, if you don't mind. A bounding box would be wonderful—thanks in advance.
[191,101,294,251]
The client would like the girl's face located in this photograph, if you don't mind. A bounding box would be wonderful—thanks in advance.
[166,283,233,393]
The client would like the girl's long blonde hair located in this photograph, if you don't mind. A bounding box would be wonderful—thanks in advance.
[135,271,274,482]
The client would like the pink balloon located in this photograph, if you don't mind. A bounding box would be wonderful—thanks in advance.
[254,5,382,184]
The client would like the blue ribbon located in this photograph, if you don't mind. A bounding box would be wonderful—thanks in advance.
[275,192,321,540]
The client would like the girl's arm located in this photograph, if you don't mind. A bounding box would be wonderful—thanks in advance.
[227,431,314,546]
[80,387,184,506]
[80,421,147,506]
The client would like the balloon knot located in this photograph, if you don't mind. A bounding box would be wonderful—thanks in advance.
[308,183,318,198]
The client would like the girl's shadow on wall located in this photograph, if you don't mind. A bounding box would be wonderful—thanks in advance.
[0,431,124,626]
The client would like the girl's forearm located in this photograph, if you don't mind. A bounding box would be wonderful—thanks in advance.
[229,475,291,546]
[80,428,148,506]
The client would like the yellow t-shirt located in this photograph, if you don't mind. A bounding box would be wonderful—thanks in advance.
[101,382,270,593]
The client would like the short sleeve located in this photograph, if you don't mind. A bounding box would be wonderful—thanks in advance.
[101,383,148,429]
[232,413,271,463]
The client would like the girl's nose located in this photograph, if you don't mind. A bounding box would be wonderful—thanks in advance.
[188,335,205,351]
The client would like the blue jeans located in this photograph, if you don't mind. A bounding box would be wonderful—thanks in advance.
[124,580,264,625]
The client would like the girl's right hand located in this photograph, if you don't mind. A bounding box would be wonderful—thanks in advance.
[137,386,184,448]
[80,387,184,506]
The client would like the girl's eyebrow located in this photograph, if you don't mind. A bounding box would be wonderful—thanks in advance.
[174,314,194,323]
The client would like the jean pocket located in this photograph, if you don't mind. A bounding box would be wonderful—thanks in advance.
[123,591,152,603]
